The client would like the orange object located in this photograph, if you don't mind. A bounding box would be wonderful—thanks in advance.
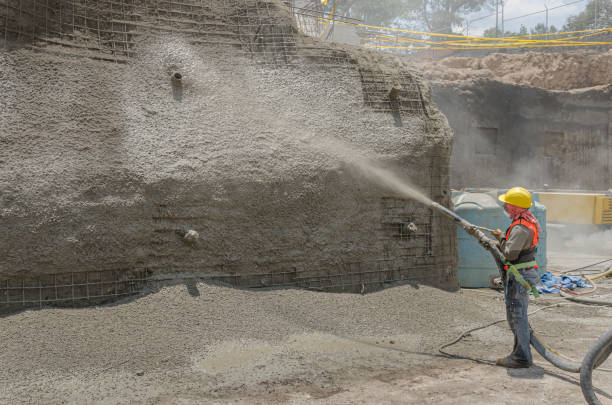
[505,219,540,248]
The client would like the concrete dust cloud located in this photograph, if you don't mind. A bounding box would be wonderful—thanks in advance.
[300,135,433,206]
[542,190,612,256]
[133,37,434,209]
[431,74,611,191]
[557,229,612,256]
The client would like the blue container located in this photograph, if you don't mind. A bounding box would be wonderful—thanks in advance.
[452,190,547,288]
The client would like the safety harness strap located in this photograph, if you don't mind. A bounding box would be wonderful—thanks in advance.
[503,260,540,298]
[512,260,538,270]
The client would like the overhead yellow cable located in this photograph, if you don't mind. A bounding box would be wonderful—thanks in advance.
[371,32,594,46]
[362,42,612,50]
[319,0,339,38]
[368,34,612,47]
[365,37,612,48]
[364,39,612,48]
[433,29,611,45]
[566,30,612,41]
[467,29,611,43]
[318,16,612,43]
[317,17,486,39]
[501,27,612,39]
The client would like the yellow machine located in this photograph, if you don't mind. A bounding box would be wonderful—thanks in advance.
[538,191,612,225]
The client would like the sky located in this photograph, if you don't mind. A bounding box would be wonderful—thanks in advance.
[465,0,589,36]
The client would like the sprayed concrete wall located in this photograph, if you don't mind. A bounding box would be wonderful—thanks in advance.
[0,0,456,303]
[431,80,611,190]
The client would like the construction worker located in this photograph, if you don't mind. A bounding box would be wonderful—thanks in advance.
[491,187,541,368]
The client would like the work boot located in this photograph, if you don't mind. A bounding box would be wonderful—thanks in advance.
[495,356,531,369]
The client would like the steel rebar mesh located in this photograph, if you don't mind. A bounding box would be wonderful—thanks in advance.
[0,268,150,310]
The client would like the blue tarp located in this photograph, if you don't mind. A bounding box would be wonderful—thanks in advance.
[537,272,592,294]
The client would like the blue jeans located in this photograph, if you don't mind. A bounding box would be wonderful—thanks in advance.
[504,268,539,364]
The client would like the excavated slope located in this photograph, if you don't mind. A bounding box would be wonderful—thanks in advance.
[415,50,612,90]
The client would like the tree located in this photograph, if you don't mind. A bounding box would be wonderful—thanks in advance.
[483,27,498,37]
[482,23,558,38]
[324,0,495,33]
[417,0,496,33]
[563,0,612,31]
[483,27,524,37]
[530,23,547,35]
[324,0,416,28]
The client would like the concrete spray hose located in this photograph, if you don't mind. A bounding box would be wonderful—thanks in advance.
[428,201,582,374]
[580,328,612,405]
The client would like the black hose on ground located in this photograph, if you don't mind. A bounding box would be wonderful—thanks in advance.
[438,304,581,373]
[438,306,537,349]
[581,328,612,405]
[530,332,581,373]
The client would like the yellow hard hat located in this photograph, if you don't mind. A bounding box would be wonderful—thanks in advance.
[498,187,532,209]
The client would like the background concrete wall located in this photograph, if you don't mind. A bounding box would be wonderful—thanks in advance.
[431,79,611,191]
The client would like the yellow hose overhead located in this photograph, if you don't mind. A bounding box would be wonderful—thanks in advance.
[315,16,612,50]
[368,34,612,47]
[317,16,612,41]
[362,43,612,50]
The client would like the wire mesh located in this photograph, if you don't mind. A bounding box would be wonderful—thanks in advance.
[1,0,429,117]
[0,1,452,300]
[0,268,150,310]
[199,259,450,293]
[0,0,302,64]
[358,68,426,116]
[380,197,435,258]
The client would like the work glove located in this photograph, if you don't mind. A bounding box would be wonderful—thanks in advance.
[477,237,495,250]
[491,228,503,241]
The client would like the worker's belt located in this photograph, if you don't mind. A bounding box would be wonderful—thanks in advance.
[503,260,540,298]
[511,260,538,270]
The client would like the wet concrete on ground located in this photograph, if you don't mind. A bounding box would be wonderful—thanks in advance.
[0,251,610,404]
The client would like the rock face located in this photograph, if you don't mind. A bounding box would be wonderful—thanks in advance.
[0,0,456,299]
[416,50,612,91]
[431,79,611,190]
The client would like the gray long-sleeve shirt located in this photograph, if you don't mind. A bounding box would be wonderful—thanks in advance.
[500,224,535,261]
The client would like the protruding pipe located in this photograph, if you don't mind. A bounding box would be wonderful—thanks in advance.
[389,82,401,100]
[171,71,183,86]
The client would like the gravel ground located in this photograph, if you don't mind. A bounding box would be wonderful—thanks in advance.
[0,281,488,404]
[1,276,610,404]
